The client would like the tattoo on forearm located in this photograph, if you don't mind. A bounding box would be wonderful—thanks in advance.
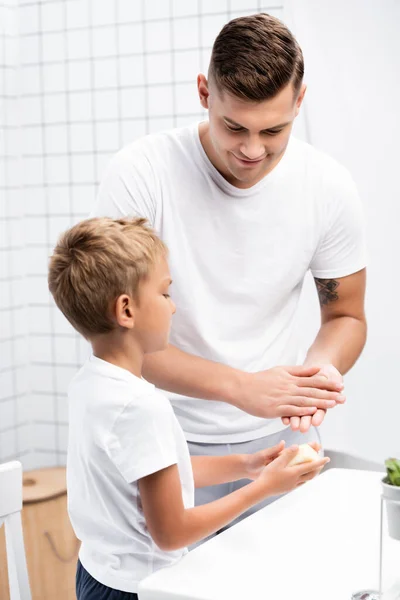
[314,278,339,306]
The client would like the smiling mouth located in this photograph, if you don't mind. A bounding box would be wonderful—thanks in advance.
[233,155,266,165]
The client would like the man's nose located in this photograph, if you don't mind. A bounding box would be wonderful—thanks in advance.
[240,138,264,160]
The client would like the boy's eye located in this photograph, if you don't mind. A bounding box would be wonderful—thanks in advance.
[163,294,170,298]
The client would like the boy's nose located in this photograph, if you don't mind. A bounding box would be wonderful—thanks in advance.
[171,300,176,315]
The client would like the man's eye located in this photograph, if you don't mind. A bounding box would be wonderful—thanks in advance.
[264,129,283,136]
[226,124,243,132]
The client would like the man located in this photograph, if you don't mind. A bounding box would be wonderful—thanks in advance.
[91,13,366,518]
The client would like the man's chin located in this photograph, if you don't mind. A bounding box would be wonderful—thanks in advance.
[228,166,265,186]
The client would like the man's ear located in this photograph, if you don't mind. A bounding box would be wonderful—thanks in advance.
[197,74,210,110]
[295,83,307,116]
[115,294,135,329]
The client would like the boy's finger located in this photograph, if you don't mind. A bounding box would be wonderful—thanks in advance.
[308,441,321,453]
[263,440,285,460]
[296,457,330,475]
[278,445,299,465]
[271,440,285,452]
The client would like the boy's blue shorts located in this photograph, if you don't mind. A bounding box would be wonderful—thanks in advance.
[76,560,139,600]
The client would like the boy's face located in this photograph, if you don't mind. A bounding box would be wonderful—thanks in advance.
[133,254,176,354]
[198,77,306,188]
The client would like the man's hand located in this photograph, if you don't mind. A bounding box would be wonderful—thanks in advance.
[281,364,344,432]
[234,365,344,420]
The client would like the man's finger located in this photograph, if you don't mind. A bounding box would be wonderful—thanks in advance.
[287,365,320,377]
[287,395,339,410]
[318,366,344,388]
[311,409,326,427]
[296,387,345,403]
[296,375,343,392]
[278,405,317,418]
[299,415,312,433]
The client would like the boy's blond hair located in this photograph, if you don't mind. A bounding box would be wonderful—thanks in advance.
[48,217,167,338]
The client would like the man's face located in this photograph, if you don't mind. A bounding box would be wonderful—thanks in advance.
[199,78,306,188]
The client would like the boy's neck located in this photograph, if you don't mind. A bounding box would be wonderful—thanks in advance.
[91,331,143,379]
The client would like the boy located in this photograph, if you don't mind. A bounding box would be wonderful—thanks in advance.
[48,217,329,599]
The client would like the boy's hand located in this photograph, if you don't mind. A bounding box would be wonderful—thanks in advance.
[244,441,286,480]
[255,444,330,497]
[244,440,322,480]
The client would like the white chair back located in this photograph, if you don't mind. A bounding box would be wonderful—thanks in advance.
[0,461,32,600]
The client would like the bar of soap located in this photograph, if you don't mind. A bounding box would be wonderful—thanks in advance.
[288,444,320,467]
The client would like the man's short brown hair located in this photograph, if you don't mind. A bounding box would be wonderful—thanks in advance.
[48,217,166,339]
[208,13,304,101]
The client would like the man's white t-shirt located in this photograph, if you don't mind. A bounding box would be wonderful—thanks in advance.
[92,123,367,444]
[67,355,194,594]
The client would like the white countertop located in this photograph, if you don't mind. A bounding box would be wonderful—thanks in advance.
[138,468,400,600]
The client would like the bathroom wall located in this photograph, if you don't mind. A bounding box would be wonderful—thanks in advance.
[287,0,400,463]
[0,0,31,466]
[4,1,397,471]
[1,0,285,470]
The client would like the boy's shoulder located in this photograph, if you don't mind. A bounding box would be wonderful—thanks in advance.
[68,356,172,424]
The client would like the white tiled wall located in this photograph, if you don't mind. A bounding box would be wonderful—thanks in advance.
[0,0,31,466]
[1,0,284,470]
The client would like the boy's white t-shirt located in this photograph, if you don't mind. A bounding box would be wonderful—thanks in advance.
[67,355,194,594]
[92,123,367,444]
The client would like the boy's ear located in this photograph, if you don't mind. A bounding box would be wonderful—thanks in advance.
[115,294,135,329]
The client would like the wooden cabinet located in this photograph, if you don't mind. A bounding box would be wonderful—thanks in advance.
[0,467,80,600]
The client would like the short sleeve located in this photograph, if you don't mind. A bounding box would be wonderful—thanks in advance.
[105,394,179,484]
[90,144,158,226]
[310,166,367,279]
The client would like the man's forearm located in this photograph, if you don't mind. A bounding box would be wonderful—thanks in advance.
[143,344,344,420]
[304,316,367,374]
[142,344,242,405]
[191,455,247,488]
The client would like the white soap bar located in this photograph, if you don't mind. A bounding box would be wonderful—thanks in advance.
[288,443,320,467]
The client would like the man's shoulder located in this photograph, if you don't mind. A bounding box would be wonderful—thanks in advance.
[114,123,196,166]
[289,136,352,183]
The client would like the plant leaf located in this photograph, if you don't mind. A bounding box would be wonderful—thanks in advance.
[385,458,400,486]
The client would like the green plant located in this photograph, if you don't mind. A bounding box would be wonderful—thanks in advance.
[385,458,400,486]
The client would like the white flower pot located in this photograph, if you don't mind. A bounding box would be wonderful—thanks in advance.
[382,477,400,541]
